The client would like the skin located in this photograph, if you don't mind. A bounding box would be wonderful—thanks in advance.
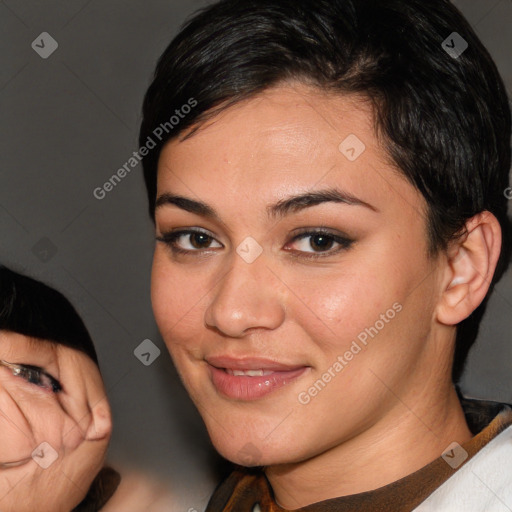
[151,83,502,508]
[0,331,112,512]
[102,468,176,512]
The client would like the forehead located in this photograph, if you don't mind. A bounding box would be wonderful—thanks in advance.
[161,85,377,171]
[0,330,54,351]
[0,331,87,366]
[156,84,424,222]
[0,330,56,367]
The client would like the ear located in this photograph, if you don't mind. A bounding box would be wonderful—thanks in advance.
[436,211,502,326]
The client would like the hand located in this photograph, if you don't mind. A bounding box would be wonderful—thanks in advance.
[0,331,112,512]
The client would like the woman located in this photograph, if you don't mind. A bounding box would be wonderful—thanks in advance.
[0,265,117,511]
[0,266,175,512]
[139,0,512,510]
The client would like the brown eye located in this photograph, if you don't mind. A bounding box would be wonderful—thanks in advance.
[190,232,214,249]
[288,229,354,257]
[309,234,336,252]
[156,229,223,254]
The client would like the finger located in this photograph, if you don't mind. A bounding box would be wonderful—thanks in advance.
[54,349,92,445]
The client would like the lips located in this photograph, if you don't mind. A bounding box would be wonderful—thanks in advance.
[206,356,309,400]
[207,356,305,372]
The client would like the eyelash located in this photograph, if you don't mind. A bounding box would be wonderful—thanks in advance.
[0,360,62,393]
[156,228,354,260]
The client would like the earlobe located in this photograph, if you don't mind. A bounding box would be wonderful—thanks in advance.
[436,212,502,327]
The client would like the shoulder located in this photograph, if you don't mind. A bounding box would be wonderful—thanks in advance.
[414,425,512,511]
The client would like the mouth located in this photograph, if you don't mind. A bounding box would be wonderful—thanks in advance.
[206,356,309,401]
[225,369,275,377]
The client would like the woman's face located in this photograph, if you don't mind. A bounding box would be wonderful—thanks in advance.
[0,331,112,512]
[151,84,447,466]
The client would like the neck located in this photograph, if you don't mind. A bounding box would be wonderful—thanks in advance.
[265,384,472,509]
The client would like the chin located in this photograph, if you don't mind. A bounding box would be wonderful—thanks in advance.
[206,424,303,468]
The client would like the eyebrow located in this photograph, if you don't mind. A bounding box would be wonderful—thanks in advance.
[155,187,378,221]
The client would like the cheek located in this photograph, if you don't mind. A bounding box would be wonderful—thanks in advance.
[0,389,35,460]
[151,252,204,349]
[288,263,396,352]
[28,400,76,447]
[151,252,179,332]
[0,386,78,457]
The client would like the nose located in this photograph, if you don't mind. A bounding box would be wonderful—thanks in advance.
[204,252,286,338]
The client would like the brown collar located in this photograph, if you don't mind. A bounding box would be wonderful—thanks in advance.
[206,396,512,511]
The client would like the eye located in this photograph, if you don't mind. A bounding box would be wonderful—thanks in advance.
[156,227,354,259]
[286,229,354,258]
[0,360,62,393]
[156,229,223,255]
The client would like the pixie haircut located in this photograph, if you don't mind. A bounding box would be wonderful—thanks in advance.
[139,0,512,383]
[0,265,98,365]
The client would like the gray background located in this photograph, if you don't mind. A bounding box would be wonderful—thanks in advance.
[0,1,510,510]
